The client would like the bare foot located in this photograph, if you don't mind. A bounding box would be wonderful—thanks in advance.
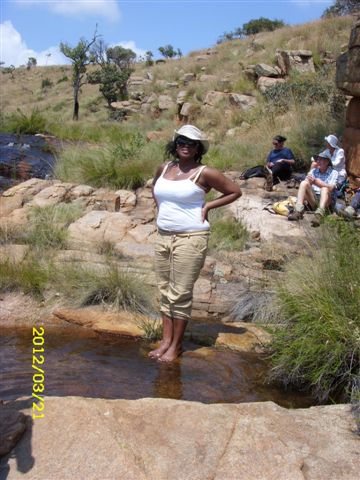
[158,346,183,362]
[148,342,170,359]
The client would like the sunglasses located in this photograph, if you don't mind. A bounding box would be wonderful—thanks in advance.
[176,138,198,148]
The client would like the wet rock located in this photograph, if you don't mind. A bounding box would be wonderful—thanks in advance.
[53,307,145,337]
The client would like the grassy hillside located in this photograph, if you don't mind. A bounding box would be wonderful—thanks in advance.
[1,15,355,186]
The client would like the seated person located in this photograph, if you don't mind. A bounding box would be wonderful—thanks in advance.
[341,175,360,218]
[265,135,295,190]
[324,134,346,186]
[288,150,338,226]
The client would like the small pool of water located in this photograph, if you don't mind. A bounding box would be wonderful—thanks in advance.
[0,326,314,408]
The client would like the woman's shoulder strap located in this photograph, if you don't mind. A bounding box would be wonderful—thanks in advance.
[191,165,207,183]
[160,161,173,177]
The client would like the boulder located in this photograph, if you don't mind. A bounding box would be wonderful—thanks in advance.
[176,90,187,105]
[179,102,194,117]
[5,397,357,480]
[29,182,73,207]
[67,211,133,248]
[345,97,360,129]
[336,48,360,96]
[0,244,29,264]
[110,100,141,115]
[199,74,217,83]
[255,63,280,78]
[203,91,227,106]
[342,126,360,177]
[257,76,285,93]
[0,178,52,216]
[158,95,175,110]
[229,93,257,110]
[276,50,315,75]
[166,82,179,89]
[182,73,196,83]
[244,65,257,81]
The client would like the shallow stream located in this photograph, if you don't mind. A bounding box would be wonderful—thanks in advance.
[0,326,315,408]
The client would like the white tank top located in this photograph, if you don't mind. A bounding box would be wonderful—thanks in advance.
[153,162,210,232]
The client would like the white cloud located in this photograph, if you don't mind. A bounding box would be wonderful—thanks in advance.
[15,1,121,22]
[0,21,68,67]
[111,41,147,60]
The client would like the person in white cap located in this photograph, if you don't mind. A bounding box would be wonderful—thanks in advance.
[150,125,241,362]
[324,134,346,186]
[288,150,338,226]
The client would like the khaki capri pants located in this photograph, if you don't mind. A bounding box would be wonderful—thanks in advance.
[154,230,209,320]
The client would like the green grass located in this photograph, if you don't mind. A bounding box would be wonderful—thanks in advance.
[0,256,50,298]
[52,262,156,314]
[0,203,83,249]
[55,135,164,190]
[0,108,46,134]
[136,317,163,340]
[267,221,360,402]
[209,209,249,252]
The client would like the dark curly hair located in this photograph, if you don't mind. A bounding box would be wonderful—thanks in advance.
[164,137,205,164]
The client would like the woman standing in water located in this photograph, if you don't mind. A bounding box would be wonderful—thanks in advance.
[149,125,241,362]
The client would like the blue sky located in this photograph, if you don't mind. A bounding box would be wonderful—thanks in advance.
[1,1,333,67]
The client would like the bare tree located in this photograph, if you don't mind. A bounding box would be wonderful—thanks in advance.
[60,29,100,120]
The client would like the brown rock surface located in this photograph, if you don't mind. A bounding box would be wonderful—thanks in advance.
[342,126,360,177]
[52,307,144,337]
[1,397,358,480]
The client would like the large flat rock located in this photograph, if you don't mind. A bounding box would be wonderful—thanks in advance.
[1,397,358,479]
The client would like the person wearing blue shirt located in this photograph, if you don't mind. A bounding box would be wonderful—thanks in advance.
[265,135,295,190]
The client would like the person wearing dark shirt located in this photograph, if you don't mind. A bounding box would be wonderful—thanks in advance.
[265,135,295,191]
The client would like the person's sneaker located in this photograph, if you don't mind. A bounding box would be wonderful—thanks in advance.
[343,206,356,219]
[311,208,325,227]
[288,210,303,221]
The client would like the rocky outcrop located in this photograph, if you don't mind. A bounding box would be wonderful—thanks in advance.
[337,18,360,178]
[276,49,315,75]
[1,397,358,480]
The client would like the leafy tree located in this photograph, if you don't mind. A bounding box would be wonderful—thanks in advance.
[2,65,15,78]
[242,17,285,35]
[60,30,99,120]
[322,0,360,17]
[145,50,154,66]
[88,42,136,107]
[27,57,37,70]
[158,44,177,59]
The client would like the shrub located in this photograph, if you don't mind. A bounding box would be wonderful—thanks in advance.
[263,76,334,111]
[209,209,249,252]
[1,108,46,134]
[53,262,155,315]
[0,203,83,249]
[267,221,360,402]
[57,75,69,83]
[0,256,49,298]
[136,317,163,340]
[41,78,53,89]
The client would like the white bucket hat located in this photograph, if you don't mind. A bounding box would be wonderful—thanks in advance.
[316,149,332,163]
[324,134,338,148]
[173,125,209,153]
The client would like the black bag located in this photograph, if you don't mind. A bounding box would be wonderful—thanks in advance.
[241,165,268,180]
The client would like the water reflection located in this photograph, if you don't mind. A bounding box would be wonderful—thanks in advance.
[154,362,183,399]
[0,326,315,408]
